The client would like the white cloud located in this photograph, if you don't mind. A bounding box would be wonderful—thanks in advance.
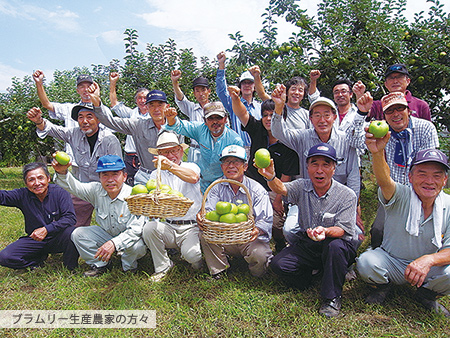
[0,63,28,93]
[0,1,80,32]
[98,30,123,45]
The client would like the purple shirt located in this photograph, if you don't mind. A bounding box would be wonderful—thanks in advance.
[369,90,431,121]
[0,184,76,235]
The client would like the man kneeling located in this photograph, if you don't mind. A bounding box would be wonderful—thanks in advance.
[358,127,450,317]
[53,155,147,276]
[259,143,358,318]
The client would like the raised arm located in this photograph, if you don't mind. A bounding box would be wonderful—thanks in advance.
[309,70,321,96]
[248,66,270,101]
[257,160,288,196]
[32,70,54,111]
[109,72,120,108]
[171,70,185,101]
[228,86,250,127]
[26,107,46,131]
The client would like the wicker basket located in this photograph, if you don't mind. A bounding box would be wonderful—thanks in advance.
[125,157,194,218]
[200,178,255,245]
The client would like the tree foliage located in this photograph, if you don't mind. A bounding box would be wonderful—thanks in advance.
[0,0,449,165]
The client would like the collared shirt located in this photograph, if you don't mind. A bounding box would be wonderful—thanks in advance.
[215,69,261,147]
[334,104,359,133]
[149,162,202,230]
[54,172,145,252]
[204,176,273,242]
[0,184,76,236]
[174,95,204,148]
[346,114,439,184]
[369,90,431,121]
[285,178,357,242]
[271,113,360,197]
[242,115,299,190]
[36,120,122,183]
[379,184,450,260]
[112,103,150,154]
[164,117,243,193]
[94,104,169,172]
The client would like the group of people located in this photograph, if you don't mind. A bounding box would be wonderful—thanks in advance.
[0,54,449,319]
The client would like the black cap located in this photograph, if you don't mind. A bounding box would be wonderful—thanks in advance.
[71,103,94,121]
[192,77,209,89]
[76,74,94,86]
[385,64,410,78]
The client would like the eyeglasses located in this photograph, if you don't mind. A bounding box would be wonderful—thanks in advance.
[159,147,181,156]
[206,115,225,121]
[311,112,334,120]
[221,159,245,166]
[386,74,407,81]
[384,106,407,115]
[333,89,350,96]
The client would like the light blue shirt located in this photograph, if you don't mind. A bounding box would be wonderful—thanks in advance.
[164,117,243,192]
[215,69,261,147]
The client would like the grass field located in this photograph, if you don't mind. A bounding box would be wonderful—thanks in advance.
[0,167,449,337]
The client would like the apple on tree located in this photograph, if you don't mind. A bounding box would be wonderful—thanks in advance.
[368,120,389,138]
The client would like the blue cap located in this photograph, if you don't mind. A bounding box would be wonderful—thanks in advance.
[145,90,167,104]
[96,155,126,172]
[306,143,337,162]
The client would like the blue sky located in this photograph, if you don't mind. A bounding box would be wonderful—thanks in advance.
[0,0,446,92]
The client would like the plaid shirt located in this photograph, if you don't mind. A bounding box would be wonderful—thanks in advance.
[346,114,439,185]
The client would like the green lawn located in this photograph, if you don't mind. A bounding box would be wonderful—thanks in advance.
[0,167,449,337]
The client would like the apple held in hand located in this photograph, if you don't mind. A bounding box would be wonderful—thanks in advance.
[368,120,389,138]
[254,148,271,168]
[55,151,70,165]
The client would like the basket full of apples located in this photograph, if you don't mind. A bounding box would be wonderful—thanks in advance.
[200,178,255,245]
[125,158,194,218]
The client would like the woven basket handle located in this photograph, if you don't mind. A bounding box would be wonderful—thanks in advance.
[200,178,254,220]
[155,156,162,192]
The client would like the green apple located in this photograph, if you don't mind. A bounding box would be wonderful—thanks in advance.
[229,203,238,214]
[168,190,184,197]
[237,203,250,215]
[235,213,248,223]
[215,201,232,215]
[219,213,237,224]
[254,148,271,168]
[146,179,157,191]
[368,120,389,138]
[160,184,171,193]
[55,151,70,165]
[131,184,148,195]
[205,210,220,222]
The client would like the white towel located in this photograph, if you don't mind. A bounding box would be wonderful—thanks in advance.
[405,186,443,249]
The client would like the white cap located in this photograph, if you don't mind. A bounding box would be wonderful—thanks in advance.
[220,145,247,161]
[239,71,255,83]
[309,97,337,115]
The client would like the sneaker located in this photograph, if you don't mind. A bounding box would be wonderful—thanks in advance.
[365,284,391,304]
[415,287,450,318]
[150,261,173,282]
[83,264,110,277]
[319,297,342,318]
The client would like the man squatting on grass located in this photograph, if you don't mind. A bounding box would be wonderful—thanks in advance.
[0,162,79,270]
[258,143,358,318]
[357,127,450,317]
[53,155,147,277]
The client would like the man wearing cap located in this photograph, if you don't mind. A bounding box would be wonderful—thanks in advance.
[87,82,177,185]
[367,64,431,121]
[357,128,450,317]
[228,87,299,251]
[142,131,203,282]
[271,84,360,244]
[26,106,122,227]
[171,70,211,162]
[53,155,147,277]
[32,70,95,170]
[0,162,78,271]
[197,145,273,279]
[164,101,243,193]
[349,91,439,247]
[216,51,261,150]
[109,72,150,186]
[258,143,358,318]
